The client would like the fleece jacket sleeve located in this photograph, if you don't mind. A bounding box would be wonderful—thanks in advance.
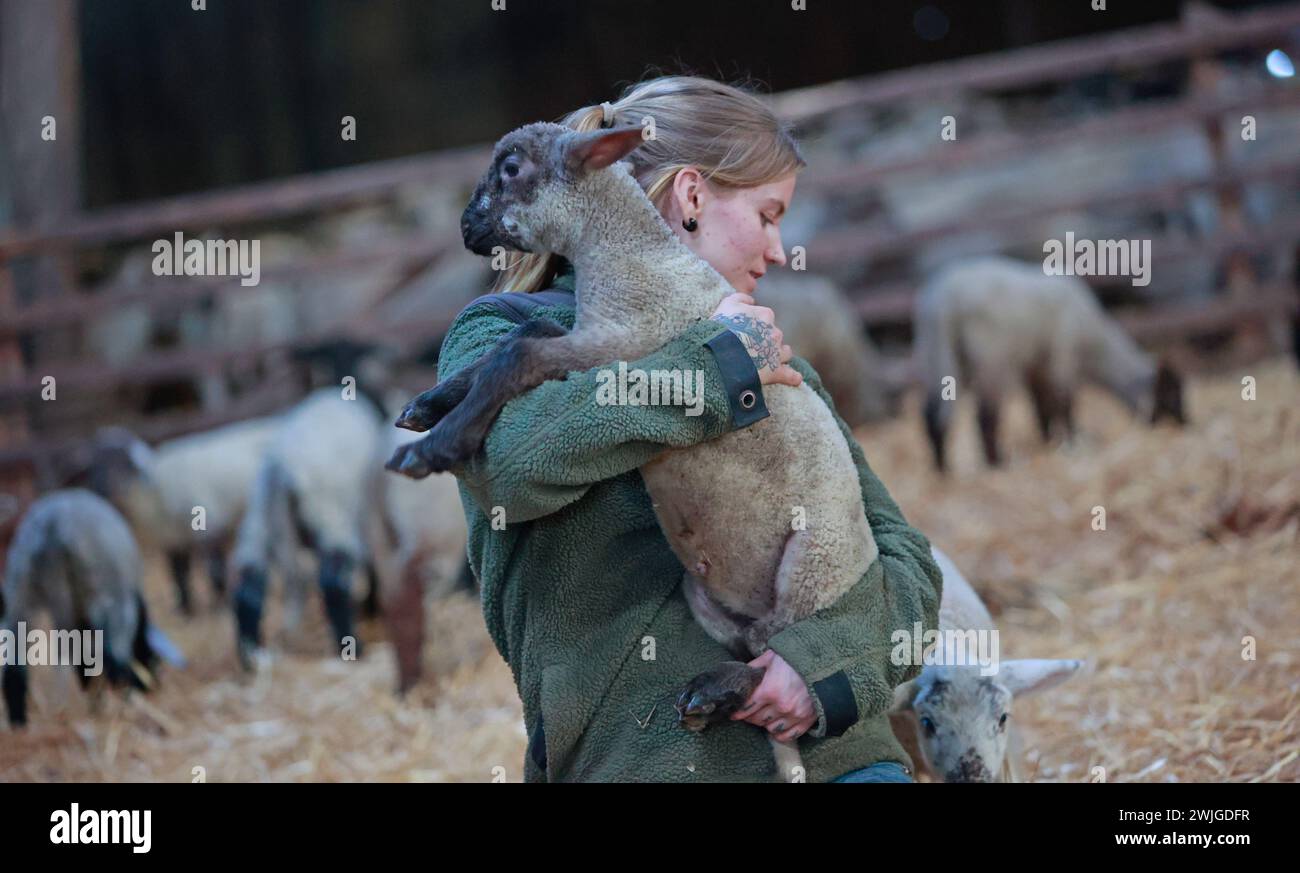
[436,302,768,524]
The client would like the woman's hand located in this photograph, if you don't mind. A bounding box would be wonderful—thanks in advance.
[730,649,817,742]
[711,293,803,388]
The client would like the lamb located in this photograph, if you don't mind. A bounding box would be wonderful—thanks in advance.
[914,256,1185,471]
[366,410,470,694]
[232,387,385,670]
[2,490,163,726]
[888,546,1082,782]
[386,123,887,781]
[756,271,903,426]
[87,417,279,615]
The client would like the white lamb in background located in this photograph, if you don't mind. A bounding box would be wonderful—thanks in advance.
[888,546,1083,782]
[756,271,903,427]
[2,489,181,727]
[88,417,280,615]
[367,409,470,694]
[232,388,385,670]
[913,255,1185,472]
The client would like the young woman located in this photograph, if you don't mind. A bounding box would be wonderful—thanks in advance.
[438,75,942,782]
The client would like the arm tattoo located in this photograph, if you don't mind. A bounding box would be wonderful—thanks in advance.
[711,314,781,372]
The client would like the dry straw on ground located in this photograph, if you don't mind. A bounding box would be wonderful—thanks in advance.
[1,358,1295,782]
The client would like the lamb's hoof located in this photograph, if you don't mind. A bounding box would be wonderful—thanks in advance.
[394,383,464,432]
[384,442,433,479]
[394,400,435,433]
[674,661,766,733]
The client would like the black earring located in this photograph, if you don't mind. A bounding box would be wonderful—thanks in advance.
[683,217,698,232]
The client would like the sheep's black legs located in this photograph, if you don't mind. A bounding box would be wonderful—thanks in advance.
[2,662,27,727]
[674,660,766,732]
[387,318,585,479]
[319,549,361,658]
[206,543,229,603]
[394,318,568,433]
[1026,370,1057,444]
[977,398,1002,467]
[924,392,948,473]
[234,565,268,670]
[168,549,194,615]
[394,367,476,432]
[362,561,382,619]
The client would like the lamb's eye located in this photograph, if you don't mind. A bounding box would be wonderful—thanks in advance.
[920,717,936,736]
[503,160,520,179]
[998,713,1009,729]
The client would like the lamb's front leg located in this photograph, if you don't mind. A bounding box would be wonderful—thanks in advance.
[394,318,569,432]
[387,325,625,478]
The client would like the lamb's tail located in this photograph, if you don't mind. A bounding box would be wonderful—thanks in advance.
[913,285,961,471]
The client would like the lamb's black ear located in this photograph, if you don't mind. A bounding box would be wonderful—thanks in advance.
[562,127,645,176]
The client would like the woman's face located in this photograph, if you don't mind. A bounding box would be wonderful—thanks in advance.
[661,169,796,295]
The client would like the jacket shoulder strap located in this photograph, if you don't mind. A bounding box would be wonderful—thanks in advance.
[464,289,576,325]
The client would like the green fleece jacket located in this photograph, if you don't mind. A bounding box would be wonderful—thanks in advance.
[439,263,943,783]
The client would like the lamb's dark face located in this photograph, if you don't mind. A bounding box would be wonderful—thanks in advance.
[461,125,563,256]
[911,669,1013,783]
[461,121,647,258]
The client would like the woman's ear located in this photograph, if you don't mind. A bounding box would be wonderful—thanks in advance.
[668,167,708,219]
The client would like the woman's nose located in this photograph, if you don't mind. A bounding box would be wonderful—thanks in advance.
[767,234,787,267]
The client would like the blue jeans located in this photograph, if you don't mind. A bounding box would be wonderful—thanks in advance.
[831,761,913,783]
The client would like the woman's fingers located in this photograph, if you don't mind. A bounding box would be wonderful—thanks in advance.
[780,343,793,363]
[768,364,803,388]
[774,719,813,743]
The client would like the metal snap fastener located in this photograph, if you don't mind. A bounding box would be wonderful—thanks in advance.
[740,389,756,409]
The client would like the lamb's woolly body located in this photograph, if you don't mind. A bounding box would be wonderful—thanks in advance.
[134,417,280,551]
[2,490,143,674]
[234,389,384,574]
[916,256,1156,428]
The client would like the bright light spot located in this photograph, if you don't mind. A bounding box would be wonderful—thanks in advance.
[1265,49,1295,79]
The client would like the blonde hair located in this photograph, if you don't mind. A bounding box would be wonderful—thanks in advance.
[491,75,806,293]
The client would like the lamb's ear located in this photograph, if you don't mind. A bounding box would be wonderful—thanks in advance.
[562,127,645,175]
[999,659,1083,698]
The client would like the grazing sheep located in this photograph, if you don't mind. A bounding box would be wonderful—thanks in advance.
[88,417,279,615]
[757,271,903,426]
[232,388,385,670]
[367,411,470,694]
[888,547,1082,782]
[2,490,161,726]
[914,256,1185,471]
[388,123,887,780]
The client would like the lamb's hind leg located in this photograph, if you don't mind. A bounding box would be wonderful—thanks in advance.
[674,576,806,782]
[388,326,623,479]
[394,318,569,433]
[674,573,765,731]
